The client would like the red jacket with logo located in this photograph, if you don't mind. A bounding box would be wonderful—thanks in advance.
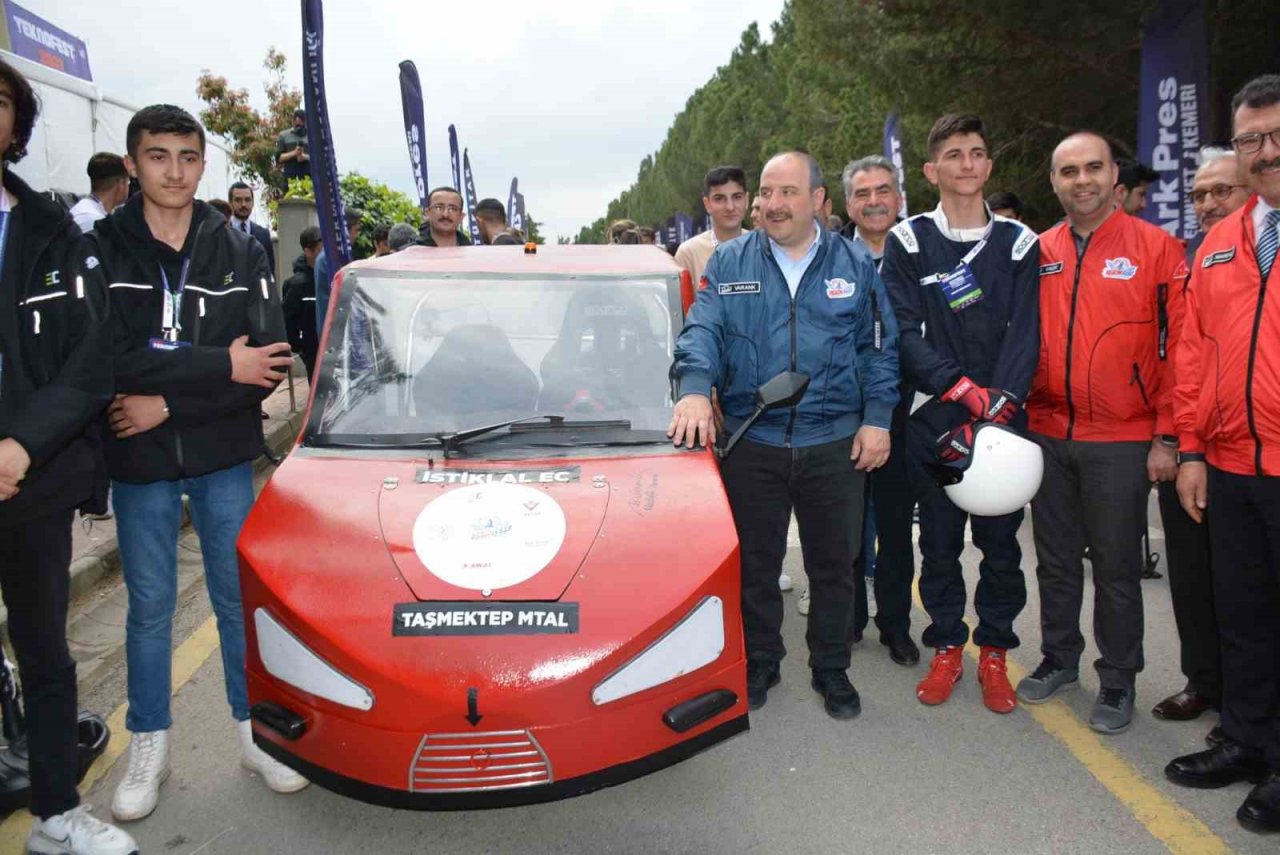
[1175,196,1280,476]
[1027,210,1188,442]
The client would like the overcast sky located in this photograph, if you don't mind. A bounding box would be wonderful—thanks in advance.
[30,0,786,240]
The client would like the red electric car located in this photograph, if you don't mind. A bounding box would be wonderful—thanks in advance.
[238,244,748,809]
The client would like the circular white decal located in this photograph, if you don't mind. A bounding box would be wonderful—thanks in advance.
[412,483,567,591]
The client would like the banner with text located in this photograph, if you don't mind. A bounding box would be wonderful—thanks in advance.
[397,60,429,213]
[3,2,92,82]
[883,112,909,218]
[1137,0,1208,239]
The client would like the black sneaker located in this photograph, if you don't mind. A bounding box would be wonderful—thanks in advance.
[811,669,861,719]
[746,661,780,711]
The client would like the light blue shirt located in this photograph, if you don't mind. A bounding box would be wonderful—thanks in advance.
[768,221,822,298]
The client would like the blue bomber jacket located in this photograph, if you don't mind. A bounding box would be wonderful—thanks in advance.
[671,227,900,448]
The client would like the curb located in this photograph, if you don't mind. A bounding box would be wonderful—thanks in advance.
[0,406,304,637]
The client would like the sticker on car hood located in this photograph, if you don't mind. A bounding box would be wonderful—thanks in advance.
[414,465,580,485]
[393,602,579,636]
[412,482,567,591]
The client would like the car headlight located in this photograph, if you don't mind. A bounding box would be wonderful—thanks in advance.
[591,596,725,706]
[254,608,374,711]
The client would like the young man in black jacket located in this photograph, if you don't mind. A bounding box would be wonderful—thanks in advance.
[281,225,321,378]
[86,104,307,823]
[0,59,137,855]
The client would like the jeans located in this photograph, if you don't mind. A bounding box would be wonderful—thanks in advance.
[114,462,255,732]
[720,436,866,670]
[0,509,79,819]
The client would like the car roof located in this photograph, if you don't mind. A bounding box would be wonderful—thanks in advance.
[345,244,682,277]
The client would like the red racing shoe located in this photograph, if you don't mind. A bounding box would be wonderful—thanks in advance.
[978,646,1017,714]
[916,646,964,705]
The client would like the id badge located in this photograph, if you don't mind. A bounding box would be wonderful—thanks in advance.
[938,262,984,313]
[149,337,191,351]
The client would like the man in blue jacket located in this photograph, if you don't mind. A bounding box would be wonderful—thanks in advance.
[669,151,900,720]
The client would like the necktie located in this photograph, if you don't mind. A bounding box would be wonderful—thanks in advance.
[1259,209,1280,281]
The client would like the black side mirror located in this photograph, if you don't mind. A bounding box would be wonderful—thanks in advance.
[755,371,810,411]
[720,372,811,459]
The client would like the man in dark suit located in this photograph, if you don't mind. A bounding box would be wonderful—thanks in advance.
[228,181,276,276]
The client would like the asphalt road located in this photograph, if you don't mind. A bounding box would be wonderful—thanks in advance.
[11,496,1276,854]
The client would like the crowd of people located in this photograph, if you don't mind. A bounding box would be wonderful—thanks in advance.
[668,73,1280,838]
[0,41,1277,852]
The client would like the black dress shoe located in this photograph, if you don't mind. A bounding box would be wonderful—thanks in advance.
[880,631,920,666]
[1152,687,1213,721]
[1239,772,1280,834]
[811,669,861,719]
[1165,741,1269,789]
[1205,725,1226,748]
[746,661,780,711]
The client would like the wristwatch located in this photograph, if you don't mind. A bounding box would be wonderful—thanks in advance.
[1155,434,1178,448]
[1177,451,1206,465]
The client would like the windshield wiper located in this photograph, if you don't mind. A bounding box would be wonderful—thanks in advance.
[434,414,566,457]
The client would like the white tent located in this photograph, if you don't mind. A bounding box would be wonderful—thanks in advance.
[2,50,239,205]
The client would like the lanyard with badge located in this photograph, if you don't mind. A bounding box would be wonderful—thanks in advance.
[922,219,993,313]
[154,258,192,349]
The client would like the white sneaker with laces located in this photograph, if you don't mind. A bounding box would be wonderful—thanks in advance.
[778,573,794,592]
[238,720,310,793]
[29,804,139,854]
[797,588,810,616]
[111,730,169,821]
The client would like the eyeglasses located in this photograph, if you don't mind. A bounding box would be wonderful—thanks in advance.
[1190,184,1248,205]
[1231,128,1280,155]
[428,203,462,214]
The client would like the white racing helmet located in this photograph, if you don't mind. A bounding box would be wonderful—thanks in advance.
[935,423,1044,516]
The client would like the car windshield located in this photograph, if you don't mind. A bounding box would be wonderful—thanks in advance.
[306,270,680,446]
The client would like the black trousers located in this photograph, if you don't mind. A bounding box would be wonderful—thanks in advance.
[1206,466,1280,768]
[721,436,865,670]
[852,431,915,638]
[0,509,79,819]
[1030,434,1149,689]
[908,404,1026,650]
[1156,481,1220,701]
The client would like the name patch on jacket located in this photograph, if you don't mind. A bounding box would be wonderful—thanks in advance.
[825,278,856,299]
[1201,247,1236,269]
[1039,261,1064,276]
[718,281,761,295]
[1102,257,1139,280]
[1011,229,1038,261]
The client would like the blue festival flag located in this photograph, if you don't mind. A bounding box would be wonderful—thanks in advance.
[462,148,480,242]
[301,0,349,270]
[507,178,522,230]
[674,213,694,244]
[447,125,462,194]
[1137,0,1209,239]
[397,60,429,213]
[883,112,909,218]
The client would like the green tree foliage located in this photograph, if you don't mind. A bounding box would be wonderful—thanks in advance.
[277,174,422,259]
[196,48,301,198]
[581,0,1270,236]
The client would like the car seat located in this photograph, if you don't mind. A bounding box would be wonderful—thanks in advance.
[413,324,539,418]
[539,287,669,414]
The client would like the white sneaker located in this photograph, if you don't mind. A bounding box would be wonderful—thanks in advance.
[28,805,138,855]
[865,576,877,617]
[797,588,810,616]
[238,720,309,793]
[111,730,169,821]
[778,573,794,592]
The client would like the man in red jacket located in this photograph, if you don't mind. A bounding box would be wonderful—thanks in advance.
[1164,73,1280,836]
[1017,131,1188,736]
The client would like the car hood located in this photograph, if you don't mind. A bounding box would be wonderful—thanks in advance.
[379,461,608,602]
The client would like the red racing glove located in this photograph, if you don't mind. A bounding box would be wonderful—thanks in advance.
[937,422,975,464]
[942,376,1020,425]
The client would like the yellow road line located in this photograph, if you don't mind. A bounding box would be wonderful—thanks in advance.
[0,615,221,849]
[909,584,1230,854]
